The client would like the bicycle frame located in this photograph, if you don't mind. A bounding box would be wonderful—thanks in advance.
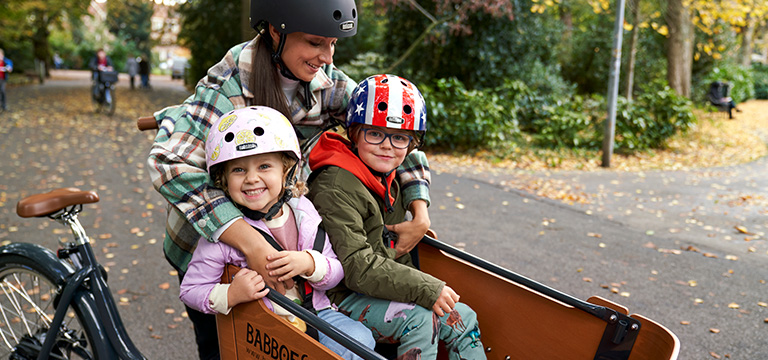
[35,206,146,360]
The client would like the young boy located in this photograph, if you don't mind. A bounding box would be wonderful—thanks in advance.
[179,106,375,360]
[307,75,486,359]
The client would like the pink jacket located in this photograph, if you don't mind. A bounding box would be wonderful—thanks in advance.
[179,196,343,314]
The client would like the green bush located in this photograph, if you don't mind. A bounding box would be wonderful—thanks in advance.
[613,80,696,150]
[752,63,768,100]
[421,78,520,150]
[698,62,754,103]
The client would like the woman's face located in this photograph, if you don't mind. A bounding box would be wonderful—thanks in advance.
[270,26,337,82]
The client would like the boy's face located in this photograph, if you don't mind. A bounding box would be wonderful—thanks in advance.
[224,152,285,213]
[354,125,411,174]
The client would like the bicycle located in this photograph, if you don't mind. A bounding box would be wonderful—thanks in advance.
[92,70,117,115]
[0,187,383,360]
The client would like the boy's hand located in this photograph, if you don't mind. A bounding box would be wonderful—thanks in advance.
[227,268,269,308]
[432,285,459,317]
[387,200,431,258]
[266,251,316,282]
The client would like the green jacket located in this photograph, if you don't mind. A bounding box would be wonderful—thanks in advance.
[307,134,443,309]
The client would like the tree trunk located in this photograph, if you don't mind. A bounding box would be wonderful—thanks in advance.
[32,11,51,83]
[560,1,573,42]
[666,0,693,97]
[624,0,640,100]
[740,14,757,67]
[241,0,256,42]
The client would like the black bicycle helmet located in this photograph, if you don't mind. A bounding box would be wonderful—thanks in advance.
[250,0,357,38]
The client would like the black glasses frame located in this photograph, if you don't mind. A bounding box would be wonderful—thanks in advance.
[360,128,413,149]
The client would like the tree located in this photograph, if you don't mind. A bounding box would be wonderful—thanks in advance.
[0,0,90,78]
[178,0,243,83]
[106,0,154,55]
[666,0,694,97]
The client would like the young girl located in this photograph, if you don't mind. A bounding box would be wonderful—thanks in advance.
[179,106,375,360]
[307,75,487,359]
[147,1,431,357]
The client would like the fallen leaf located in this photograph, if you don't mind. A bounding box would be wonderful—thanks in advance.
[703,252,718,258]
[582,277,593,282]
[587,232,602,238]
[680,320,690,325]
[710,352,721,359]
[158,282,170,290]
[709,328,720,334]
[758,302,767,308]
[164,308,175,314]
[725,255,739,261]
[728,303,740,309]
[735,225,753,235]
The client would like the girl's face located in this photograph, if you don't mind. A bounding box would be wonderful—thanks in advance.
[270,26,337,82]
[224,153,286,213]
[353,125,411,174]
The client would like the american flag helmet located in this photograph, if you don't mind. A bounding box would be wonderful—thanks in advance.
[346,74,427,133]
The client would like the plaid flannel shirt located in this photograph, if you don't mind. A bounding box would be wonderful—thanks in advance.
[147,37,431,272]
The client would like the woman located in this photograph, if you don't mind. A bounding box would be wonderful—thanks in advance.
[147,0,432,358]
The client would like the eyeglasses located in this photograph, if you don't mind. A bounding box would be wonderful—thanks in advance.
[361,128,413,149]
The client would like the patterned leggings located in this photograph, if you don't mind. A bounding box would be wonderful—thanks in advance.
[338,293,486,360]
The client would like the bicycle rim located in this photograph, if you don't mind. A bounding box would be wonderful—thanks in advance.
[0,266,94,359]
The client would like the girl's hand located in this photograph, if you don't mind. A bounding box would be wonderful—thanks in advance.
[266,251,316,282]
[432,285,459,317]
[227,268,269,308]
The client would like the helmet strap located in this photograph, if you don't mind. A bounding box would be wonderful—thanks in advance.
[238,160,299,221]
[269,33,313,109]
[352,148,395,214]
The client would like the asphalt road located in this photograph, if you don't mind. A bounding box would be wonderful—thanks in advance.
[0,70,766,359]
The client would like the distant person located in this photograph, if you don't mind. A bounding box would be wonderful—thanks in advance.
[126,55,139,90]
[88,49,113,100]
[707,81,741,119]
[0,48,12,112]
[53,53,63,70]
[138,55,150,89]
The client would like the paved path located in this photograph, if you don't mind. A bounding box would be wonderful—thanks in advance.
[1,71,766,359]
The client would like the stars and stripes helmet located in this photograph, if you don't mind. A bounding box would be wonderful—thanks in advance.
[346,74,427,134]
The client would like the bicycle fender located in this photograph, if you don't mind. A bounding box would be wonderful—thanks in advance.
[0,243,74,283]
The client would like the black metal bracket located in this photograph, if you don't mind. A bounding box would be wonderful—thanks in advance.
[593,309,641,360]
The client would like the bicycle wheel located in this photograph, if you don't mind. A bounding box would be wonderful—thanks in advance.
[104,87,115,116]
[0,256,96,360]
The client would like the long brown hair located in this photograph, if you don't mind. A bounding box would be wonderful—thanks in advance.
[248,31,291,118]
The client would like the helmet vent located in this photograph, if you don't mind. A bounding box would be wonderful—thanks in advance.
[377,102,388,112]
[403,105,412,114]
[333,10,342,20]
[224,132,235,142]
[381,78,389,84]
[352,9,357,18]
[254,127,265,136]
